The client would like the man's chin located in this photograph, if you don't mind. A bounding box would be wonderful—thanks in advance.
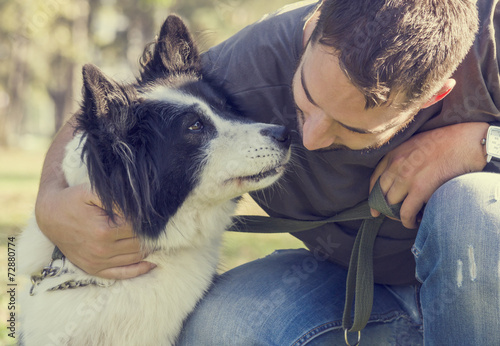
[309,143,351,152]
[302,139,390,152]
[297,128,390,152]
[296,118,387,152]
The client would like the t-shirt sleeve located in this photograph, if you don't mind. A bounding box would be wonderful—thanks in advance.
[416,0,500,172]
[200,1,317,125]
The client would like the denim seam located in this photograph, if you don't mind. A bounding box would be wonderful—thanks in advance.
[414,285,424,331]
[397,313,424,335]
[291,309,407,346]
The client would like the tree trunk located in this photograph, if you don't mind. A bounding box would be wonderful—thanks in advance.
[1,37,28,147]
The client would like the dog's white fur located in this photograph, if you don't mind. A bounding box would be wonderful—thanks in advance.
[18,84,290,345]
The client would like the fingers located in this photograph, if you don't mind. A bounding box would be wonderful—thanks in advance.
[398,180,434,229]
[96,261,157,280]
[370,157,404,218]
[369,156,388,192]
[73,234,146,275]
[399,197,424,229]
[383,175,407,207]
[77,184,103,208]
[370,156,416,226]
[369,157,388,217]
[38,182,153,280]
[62,185,148,276]
[70,238,151,279]
[79,188,136,241]
[88,236,143,261]
[374,171,428,229]
[81,203,136,243]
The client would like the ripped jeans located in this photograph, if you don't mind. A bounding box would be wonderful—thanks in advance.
[177,173,500,345]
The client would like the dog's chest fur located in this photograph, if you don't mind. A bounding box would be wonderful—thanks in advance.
[19,209,230,345]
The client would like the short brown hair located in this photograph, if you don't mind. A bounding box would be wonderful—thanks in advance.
[310,0,479,109]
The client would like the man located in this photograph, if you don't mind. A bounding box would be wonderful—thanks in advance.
[36,0,500,344]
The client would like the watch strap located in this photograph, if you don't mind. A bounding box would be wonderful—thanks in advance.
[484,122,500,172]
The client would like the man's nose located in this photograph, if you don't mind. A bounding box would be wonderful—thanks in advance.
[301,114,336,150]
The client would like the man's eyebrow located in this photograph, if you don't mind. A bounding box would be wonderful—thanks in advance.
[338,122,387,134]
[300,64,320,107]
[300,65,386,135]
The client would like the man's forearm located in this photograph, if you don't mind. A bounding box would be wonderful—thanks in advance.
[35,115,77,228]
[31,112,151,279]
[38,116,77,190]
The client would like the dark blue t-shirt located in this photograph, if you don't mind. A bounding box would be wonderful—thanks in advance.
[202,0,500,284]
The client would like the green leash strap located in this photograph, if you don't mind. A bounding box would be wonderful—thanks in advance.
[232,200,372,234]
[230,178,402,334]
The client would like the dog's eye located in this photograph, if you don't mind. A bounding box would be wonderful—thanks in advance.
[188,120,204,132]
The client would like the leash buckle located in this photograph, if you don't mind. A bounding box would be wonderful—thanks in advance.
[344,329,361,346]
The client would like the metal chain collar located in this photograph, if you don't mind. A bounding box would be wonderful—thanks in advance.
[30,257,67,295]
[47,278,109,292]
[30,255,112,295]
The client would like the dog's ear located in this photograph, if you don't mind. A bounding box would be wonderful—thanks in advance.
[139,15,200,82]
[82,64,130,117]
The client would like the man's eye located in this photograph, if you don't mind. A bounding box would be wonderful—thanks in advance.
[188,120,204,131]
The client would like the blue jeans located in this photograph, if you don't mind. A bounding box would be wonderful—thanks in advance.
[177,173,500,345]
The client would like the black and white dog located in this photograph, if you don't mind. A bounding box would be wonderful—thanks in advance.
[18,15,291,345]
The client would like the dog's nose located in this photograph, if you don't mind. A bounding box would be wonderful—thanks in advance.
[260,125,291,148]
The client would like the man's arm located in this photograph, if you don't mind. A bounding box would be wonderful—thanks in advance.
[35,115,155,279]
[370,122,489,229]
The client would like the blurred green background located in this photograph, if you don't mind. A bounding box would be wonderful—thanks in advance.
[0,0,305,343]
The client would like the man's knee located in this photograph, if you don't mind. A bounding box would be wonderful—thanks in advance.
[423,172,499,227]
[429,172,498,209]
[415,173,500,260]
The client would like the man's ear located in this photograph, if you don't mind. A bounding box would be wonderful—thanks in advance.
[420,78,456,109]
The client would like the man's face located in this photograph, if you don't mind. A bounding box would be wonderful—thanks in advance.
[292,41,416,151]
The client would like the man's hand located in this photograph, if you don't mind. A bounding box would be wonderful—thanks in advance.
[35,183,155,279]
[370,122,489,229]
[35,116,154,279]
[34,116,154,280]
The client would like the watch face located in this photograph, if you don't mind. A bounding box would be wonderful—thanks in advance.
[487,126,500,157]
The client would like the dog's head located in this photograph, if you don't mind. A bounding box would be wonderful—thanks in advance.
[74,16,291,242]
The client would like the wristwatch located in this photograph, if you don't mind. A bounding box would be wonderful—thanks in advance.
[485,125,500,162]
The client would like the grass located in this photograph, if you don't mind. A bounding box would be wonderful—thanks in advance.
[0,148,44,238]
[0,146,303,343]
